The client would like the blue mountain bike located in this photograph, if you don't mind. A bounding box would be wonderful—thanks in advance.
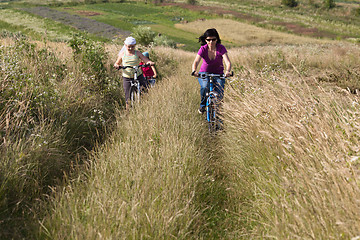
[195,72,232,133]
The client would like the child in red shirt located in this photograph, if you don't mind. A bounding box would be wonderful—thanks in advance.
[141,52,157,87]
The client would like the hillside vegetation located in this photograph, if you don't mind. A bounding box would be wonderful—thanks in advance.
[1,0,360,239]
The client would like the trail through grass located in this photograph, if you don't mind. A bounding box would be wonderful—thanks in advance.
[40,42,360,239]
[40,47,240,239]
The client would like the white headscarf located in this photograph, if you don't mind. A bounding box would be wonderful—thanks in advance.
[119,37,137,55]
[124,36,136,45]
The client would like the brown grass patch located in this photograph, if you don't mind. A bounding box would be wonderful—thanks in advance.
[175,19,331,46]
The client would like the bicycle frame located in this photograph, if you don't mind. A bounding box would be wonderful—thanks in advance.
[198,73,226,133]
[119,64,149,107]
[131,68,141,106]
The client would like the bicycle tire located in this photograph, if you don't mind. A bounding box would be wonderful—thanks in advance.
[130,87,137,107]
[137,86,141,104]
[207,101,216,133]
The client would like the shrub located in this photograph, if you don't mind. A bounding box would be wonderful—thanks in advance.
[308,0,320,8]
[154,34,177,48]
[187,0,197,5]
[68,34,109,90]
[324,0,335,9]
[131,26,157,46]
[131,26,177,48]
[152,0,164,5]
[281,0,298,7]
[353,7,360,17]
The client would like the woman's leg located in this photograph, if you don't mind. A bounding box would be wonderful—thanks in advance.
[214,77,225,102]
[198,72,209,110]
[123,77,132,109]
[138,74,149,91]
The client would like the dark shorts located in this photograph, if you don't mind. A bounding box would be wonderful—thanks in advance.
[123,74,148,102]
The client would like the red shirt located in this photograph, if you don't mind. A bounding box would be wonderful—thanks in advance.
[140,62,155,77]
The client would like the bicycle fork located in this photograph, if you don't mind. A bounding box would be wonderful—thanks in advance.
[206,80,219,132]
[134,72,141,104]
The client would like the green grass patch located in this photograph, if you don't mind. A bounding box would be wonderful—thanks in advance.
[56,2,213,49]
[199,0,360,40]
[0,19,43,38]
[150,24,199,51]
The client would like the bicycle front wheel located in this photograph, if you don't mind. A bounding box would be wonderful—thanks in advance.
[130,87,138,107]
[207,101,217,133]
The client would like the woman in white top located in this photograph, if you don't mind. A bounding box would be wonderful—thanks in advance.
[114,37,155,109]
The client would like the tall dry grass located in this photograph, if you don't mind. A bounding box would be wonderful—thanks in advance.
[40,46,246,239]
[41,48,191,238]
[4,32,359,239]
[39,42,360,239]
[0,35,123,238]
[221,43,360,238]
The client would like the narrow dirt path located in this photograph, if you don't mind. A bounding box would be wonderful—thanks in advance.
[22,7,130,39]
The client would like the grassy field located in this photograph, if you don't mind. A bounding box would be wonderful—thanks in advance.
[196,0,360,42]
[1,0,360,239]
[175,19,332,46]
[1,0,358,50]
[37,43,360,239]
[0,9,75,41]
[222,43,360,238]
[56,1,212,50]
[0,34,125,238]
[0,8,105,42]
[75,0,360,44]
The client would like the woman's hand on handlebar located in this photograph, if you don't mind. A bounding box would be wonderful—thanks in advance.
[114,63,121,69]
[191,71,199,77]
[147,61,155,66]
[225,71,233,77]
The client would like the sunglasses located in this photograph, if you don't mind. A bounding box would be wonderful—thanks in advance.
[205,38,217,42]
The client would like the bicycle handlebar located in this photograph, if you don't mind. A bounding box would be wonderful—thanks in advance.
[117,64,151,70]
[192,71,234,78]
